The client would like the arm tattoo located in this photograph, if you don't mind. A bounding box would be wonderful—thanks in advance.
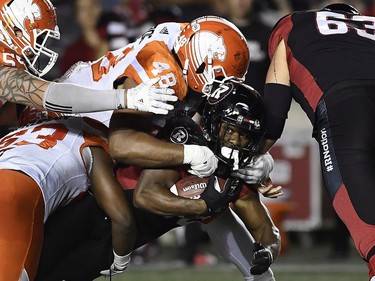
[0,66,49,109]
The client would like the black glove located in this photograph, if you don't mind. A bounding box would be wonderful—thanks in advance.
[200,175,242,216]
[250,242,273,275]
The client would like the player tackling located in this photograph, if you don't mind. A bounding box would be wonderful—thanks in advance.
[0,0,176,114]
[36,82,281,281]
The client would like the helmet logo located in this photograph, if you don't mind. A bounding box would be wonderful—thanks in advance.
[170,127,189,144]
[208,82,234,104]
[31,2,43,22]
[205,32,226,62]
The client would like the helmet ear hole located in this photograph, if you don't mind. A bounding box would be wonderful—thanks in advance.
[13,26,22,37]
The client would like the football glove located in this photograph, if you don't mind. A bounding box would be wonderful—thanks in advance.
[200,176,241,216]
[183,144,218,177]
[126,77,177,115]
[233,152,274,184]
[250,242,273,275]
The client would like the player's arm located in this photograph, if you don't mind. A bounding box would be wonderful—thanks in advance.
[88,147,136,272]
[108,76,217,175]
[232,190,281,261]
[108,112,217,175]
[133,168,208,216]
[235,39,292,184]
[109,111,184,167]
[0,66,176,114]
[261,39,292,153]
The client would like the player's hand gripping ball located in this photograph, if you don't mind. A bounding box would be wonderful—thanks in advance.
[171,175,240,215]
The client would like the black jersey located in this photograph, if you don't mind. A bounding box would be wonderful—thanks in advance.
[269,9,375,122]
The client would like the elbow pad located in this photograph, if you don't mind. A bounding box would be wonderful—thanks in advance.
[263,83,292,140]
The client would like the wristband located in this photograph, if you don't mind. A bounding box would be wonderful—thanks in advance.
[182,144,196,165]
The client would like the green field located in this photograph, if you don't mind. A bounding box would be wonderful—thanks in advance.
[94,238,368,281]
[95,267,367,281]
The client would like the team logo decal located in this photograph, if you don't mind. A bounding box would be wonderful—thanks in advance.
[170,127,189,144]
[208,82,235,104]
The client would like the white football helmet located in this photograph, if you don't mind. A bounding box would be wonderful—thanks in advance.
[0,0,60,76]
[174,16,250,97]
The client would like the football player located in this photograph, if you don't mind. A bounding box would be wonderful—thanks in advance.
[0,116,136,281]
[130,82,281,280]
[261,3,375,280]
[0,0,176,115]
[59,14,274,199]
[0,1,272,185]
[37,82,281,281]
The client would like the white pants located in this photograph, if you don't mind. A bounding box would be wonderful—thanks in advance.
[201,208,275,281]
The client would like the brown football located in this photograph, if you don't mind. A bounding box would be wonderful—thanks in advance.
[170,175,225,199]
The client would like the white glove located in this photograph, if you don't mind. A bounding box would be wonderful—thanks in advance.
[233,152,274,184]
[183,144,218,177]
[126,77,177,115]
[100,251,131,277]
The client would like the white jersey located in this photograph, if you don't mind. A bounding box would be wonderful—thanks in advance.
[0,116,108,221]
[62,22,187,97]
[59,22,188,128]
[1,23,187,127]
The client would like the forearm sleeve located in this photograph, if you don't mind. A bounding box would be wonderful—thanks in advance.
[43,82,126,113]
[263,83,292,140]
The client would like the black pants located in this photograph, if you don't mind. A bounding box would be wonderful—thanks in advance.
[36,194,113,281]
[314,82,375,264]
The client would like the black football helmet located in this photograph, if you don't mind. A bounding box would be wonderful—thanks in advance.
[323,3,360,15]
[202,82,266,172]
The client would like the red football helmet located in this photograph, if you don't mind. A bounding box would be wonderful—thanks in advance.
[0,0,60,76]
[174,16,250,97]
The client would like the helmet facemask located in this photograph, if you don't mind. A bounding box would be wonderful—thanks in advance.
[209,116,265,173]
[22,27,60,76]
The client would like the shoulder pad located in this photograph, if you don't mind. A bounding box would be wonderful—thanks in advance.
[157,116,207,146]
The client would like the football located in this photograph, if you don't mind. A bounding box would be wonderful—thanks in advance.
[170,175,225,199]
